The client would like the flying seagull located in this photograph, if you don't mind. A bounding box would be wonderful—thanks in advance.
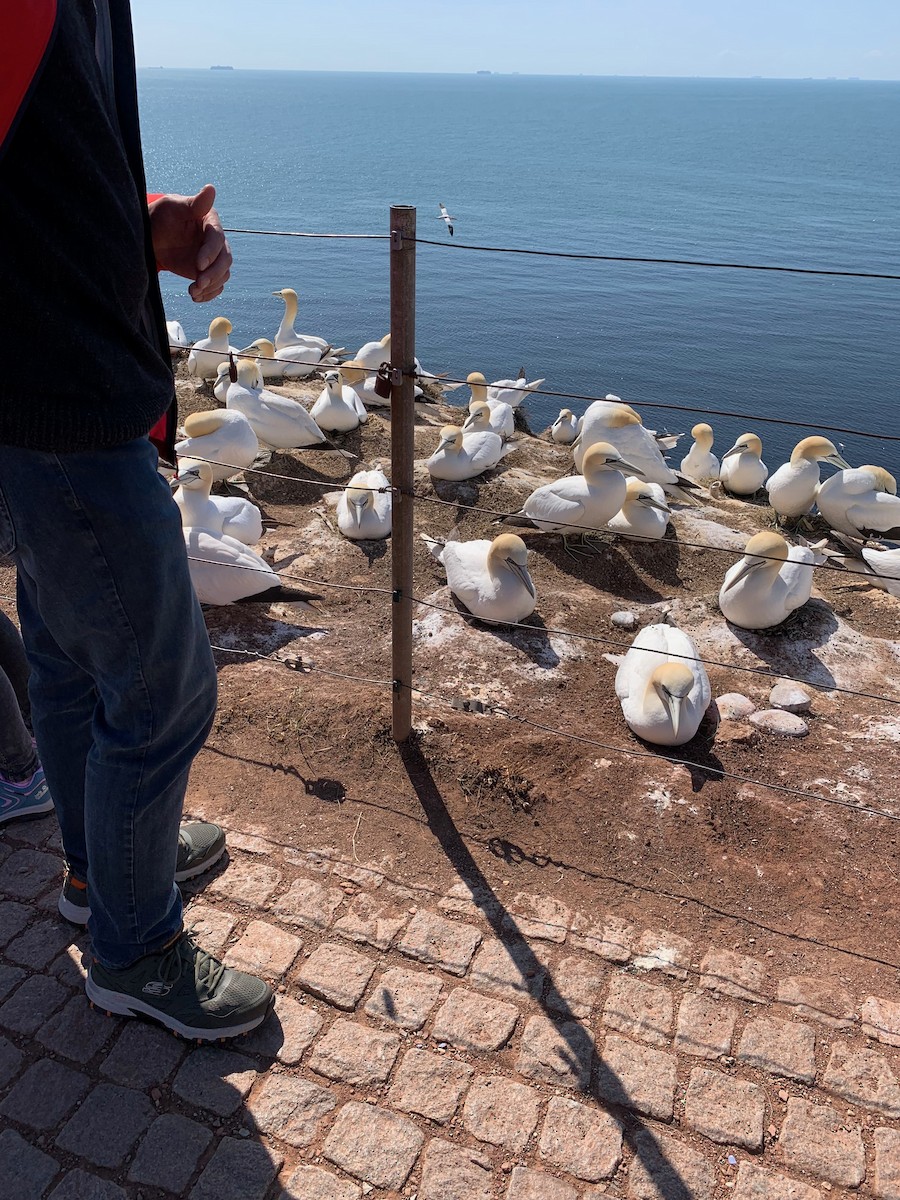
[437,202,455,237]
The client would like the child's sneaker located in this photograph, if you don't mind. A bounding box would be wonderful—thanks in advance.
[0,765,54,825]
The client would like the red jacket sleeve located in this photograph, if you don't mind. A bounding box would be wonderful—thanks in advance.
[0,0,59,157]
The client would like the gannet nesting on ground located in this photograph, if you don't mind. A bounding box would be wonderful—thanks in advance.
[680,424,719,481]
[487,369,546,408]
[551,409,580,445]
[172,460,263,545]
[605,478,671,540]
[354,334,391,371]
[427,425,515,481]
[272,288,330,353]
[719,433,768,496]
[225,360,339,452]
[167,320,189,351]
[241,337,337,382]
[615,624,711,746]
[499,442,641,542]
[187,317,239,379]
[175,410,259,482]
[574,397,698,502]
[465,394,515,440]
[332,466,392,540]
[816,466,900,538]
[422,533,536,623]
[310,372,368,432]
[339,360,389,408]
[718,531,823,629]
[830,534,900,598]
[765,436,850,522]
[183,528,320,607]
[214,357,263,403]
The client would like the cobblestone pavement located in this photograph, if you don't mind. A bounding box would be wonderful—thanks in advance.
[2,814,900,1199]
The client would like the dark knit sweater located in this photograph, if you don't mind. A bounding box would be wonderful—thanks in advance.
[0,0,174,453]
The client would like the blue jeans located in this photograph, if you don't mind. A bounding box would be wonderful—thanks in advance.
[0,609,38,781]
[0,437,217,968]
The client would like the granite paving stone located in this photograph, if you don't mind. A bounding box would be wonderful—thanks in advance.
[37,994,119,1063]
[674,990,738,1059]
[207,858,282,906]
[0,962,25,1002]
[281,1164,362,1200]
[632,928,692,979]
[296,942,376,1010]
[333,892,410,949]
[307,1017,400,1085]
[364,965,443,1030]
[49,943,89,988]
[699,948,766,1002]
[4,814,56,847]
[0,1033,23,1088]
[0,1058,89,1129]
[595,1033,676,1120]
[503,892,571,943]
[0,1127,59,1200]
[272,876,345,930]
[863,995,900,1047]
[55,1081,156,1168]
[538,1095,623,1182]
[172,1046,258,1116]
[100,1020,185,1088]
[683,1067,766,1149]
[733,1161,822,1199]
[0,899,35,948]
[469,937,546,1002]
[517,1014,593,1090]
[544,955,607,1018]
[602,973,673,1046]
[874,1127,900,1200]
[397,908,482,975]
[240,993,323,1063]
[0,972,68,1034]
[128,1113,213,1194]
[388,1047,474,1123]
[323,1101,425,1190]
[246,1072,336,1147]
[462,1075,541,1151]
[183,901,238,953]
[224,919,302,978]
[777,975,856,1030]
[823,1040,900,1117]
[505,1166,577,1200]
[189,1136,283,1200]
[0,848,61,899]
[432,986,520,1051]
[420,1138,494,1200]
[737,1014,816,1083]
[332,858,385,888]
[569,911,634,963]
[778,1097,865,1187]
[47,1170,126,1200]
[4,917,74,969]
[438,880,502,922]
[626,1129,716,1200]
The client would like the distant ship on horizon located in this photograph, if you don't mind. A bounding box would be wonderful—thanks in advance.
[210,65,234,71]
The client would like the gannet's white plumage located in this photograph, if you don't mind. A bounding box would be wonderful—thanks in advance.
[310,372,368,432]
[680,423,719,481]
[574,398,690,496]
[830,534,900,598]
[335,467,392,540]
[173,460,263,545]
[214,358,262,403]
[605,478,671,540]
[225,360,330,450]
[718,531,821,629]
[816,466,900,538]
[423,533,536,623]
[437,202,455,236]
[487,369,546,408]
[240,337,334,382]
[272,288,330,353]
[765,436,850,521]
[615,624,711,746]
[550,409,580,445]
[187,317,238,379]
[427,425,515,481]
[174,409,259,482]
[465,386,515,441]
[339,361,389,408]
[719,432,768,496]
[502,442,641,536]
[183,528,319,607]
[353,334,391,371]
[167,320,189,350]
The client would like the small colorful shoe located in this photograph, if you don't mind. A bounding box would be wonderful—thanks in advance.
[0,765,54,825]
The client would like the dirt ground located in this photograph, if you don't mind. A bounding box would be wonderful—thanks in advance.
[4,361,900,999]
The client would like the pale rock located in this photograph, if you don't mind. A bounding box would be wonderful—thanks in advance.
[610,611,638,631]
[769,682,812,714]
[716,693,756,720]
[749,709,808,738]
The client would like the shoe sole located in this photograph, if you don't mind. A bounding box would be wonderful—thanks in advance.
[0,797,55,825]
[174,840,227,882]
[85,973,274,1041]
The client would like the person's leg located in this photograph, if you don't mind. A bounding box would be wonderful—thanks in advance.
[0,437,216,968]
[0,608,34,731]
[0,664,37,780]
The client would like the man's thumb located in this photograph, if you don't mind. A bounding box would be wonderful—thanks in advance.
[190,184,217,219]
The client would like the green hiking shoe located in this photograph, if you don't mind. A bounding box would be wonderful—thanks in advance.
[58,820,227,925]
[86,931,274,1040]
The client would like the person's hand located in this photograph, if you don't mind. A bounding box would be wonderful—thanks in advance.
[148,184,232,302]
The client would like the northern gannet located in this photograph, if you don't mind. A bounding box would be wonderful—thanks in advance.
[183,528,320,607]
[830,535,900,598]
[465,391,515,440]
[615,624,711,746]
[719,433,768,496]
[334,466,392,540]
[187,317,238,379]
[605,478,671,541]
[167,319,189,351]
[272,288,330,353]
[354,334,391,371]
[172,459,263,545]
[718,531,822,629]
[574,397,697,501]
[225,360,332,451]
[240,337,335,382]
[174,409,259,482]
[422,533,536,623]
[816,465,900,538]
[765,436,850,522]
[310,372,368,432]
[487,369,547,408]
[680,423,719,482]
[437,203,455,237]
[426,424,515,481]
[213,357,262,403]
[339,360,389,408]
[550,409,580,445]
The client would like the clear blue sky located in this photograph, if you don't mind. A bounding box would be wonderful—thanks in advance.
[132,0,900,79]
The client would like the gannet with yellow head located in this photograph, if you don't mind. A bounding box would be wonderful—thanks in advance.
[719,432,768,496]
[335,466,392,540]
[816,465,900,538]
[353,333,391,371]
[615,623,711,746]
[427,424,515,481]
[422,532,536,623]
[271,288,330,354]
[765,436,850,521]
[680,423,719,482]
[550,408,580,445]
[605,477,672,540]
[172,459,263,545]
[574,397,698,502]
[174,409,259,482]
[225,359,332,450]
[467,373,515,437]
[310,371,368,432]
[718,531,821,629]
[187,316,238,379]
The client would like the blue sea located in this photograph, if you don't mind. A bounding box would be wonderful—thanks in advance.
[139,71,900,469]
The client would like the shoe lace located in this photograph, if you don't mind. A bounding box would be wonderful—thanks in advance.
[157,933,227,995]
